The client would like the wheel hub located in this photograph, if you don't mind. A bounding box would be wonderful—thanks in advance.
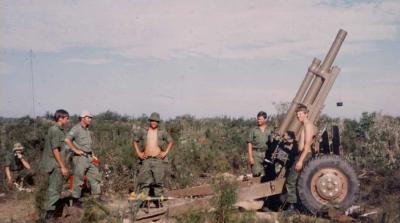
[316,173,341,199]
[311,168,348,204]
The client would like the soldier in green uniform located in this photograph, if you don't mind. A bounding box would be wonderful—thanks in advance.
[132,112,173,207]
[246,111,270,177]
[284,104,316,215]
[65,110,101,205]
[40,109,70,220]
[4,143,34,190]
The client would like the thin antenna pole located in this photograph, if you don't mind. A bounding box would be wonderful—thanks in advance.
[29,49,37,137]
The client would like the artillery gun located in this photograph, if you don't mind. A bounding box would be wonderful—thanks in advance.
[130,29,359,222]
[267,29,359,214]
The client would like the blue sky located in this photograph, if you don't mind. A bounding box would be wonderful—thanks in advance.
[1,0,399,119]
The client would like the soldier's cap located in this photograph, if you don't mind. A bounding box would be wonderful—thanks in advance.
[80,110,93,118]
[13,143,24,151]
[148,112,161,122]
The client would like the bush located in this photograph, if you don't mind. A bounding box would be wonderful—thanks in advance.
[211,176,239,223]
[1,111,399,221]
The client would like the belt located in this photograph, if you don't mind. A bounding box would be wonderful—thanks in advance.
[74,151,93,157]
[145,156,160,160]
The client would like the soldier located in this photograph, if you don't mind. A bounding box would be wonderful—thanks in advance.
[4,142,34,191]
[65,110,101,206]
[40,109,70,220]
[246,111,269,177]
[284,104,316,215]
[132,112,173,207]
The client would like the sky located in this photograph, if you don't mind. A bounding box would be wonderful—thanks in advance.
[1,0,399,119]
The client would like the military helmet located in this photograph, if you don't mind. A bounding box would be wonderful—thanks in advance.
[13,142,24,152]
[148,112,161,122]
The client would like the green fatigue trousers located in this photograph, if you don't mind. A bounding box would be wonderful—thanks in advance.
[2,169,34,192]
[136,158,166,197]
[71,155,101,198]
[285,153,312,204]
[46,168,63,211]
[251,151,265,177]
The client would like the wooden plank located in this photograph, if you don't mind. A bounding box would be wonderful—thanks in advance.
[237,178,285,201]
[167,176,262,198]
[166,178,285,217]
[167,197,212,217]
[167,184,214,198]
[133,177,286,222]
[130,206,167,223]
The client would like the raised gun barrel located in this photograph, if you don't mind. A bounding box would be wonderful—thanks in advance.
[278,29,347,138]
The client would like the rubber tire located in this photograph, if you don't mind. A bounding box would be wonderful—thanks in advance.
[297,155,359,214]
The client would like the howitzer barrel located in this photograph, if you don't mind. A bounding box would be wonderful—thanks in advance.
[309,66,341,123]
[278,58,321,135]
[320,29,347,71]
[278,29,347,138]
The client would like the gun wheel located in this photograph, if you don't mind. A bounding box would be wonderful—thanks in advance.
[297,155,359,214]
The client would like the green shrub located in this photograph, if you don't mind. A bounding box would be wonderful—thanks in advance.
[211,176,239,223]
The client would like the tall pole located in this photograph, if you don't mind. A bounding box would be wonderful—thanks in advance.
[30,50,37,137]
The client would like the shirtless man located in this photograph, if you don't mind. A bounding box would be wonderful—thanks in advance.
[132,112,173,206]
[284,104,316,215]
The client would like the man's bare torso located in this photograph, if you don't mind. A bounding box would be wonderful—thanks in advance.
[144,129,162,157]
[299,122,317,151]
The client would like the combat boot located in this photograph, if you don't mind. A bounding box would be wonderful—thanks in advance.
[283,203,300,217]
[71,198,83,208]
[45,210,56,221]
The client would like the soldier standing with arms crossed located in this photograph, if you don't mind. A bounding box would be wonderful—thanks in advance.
[40,109,70,220]
[65,111,101,206]
[132,112,173,208]
[284,104,317,215]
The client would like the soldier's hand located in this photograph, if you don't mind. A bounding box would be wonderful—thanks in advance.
[75,150,85,156]
[61,167,69,177]
[138,152,146,160]
[7,180,13,190]
[157,151,167,159]
[294,161,303,172]
[248,157,254,165]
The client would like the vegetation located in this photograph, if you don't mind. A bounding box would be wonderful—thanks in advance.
[1,110,399,222]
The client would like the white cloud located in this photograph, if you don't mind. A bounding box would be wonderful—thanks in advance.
[61,58,111,65]
[1,0,399,60]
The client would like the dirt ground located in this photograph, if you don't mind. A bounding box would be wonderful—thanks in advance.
[0,191,380,223]
[0,192,38,223]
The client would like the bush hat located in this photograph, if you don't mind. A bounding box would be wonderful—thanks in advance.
[80,110,93,118]
[13,142,24,152]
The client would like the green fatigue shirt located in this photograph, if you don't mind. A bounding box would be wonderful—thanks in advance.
[40,124,67,173]
[4,152,23,171]
[246,127,269,151]
[132,128,173,152]
[66,123,93,153]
